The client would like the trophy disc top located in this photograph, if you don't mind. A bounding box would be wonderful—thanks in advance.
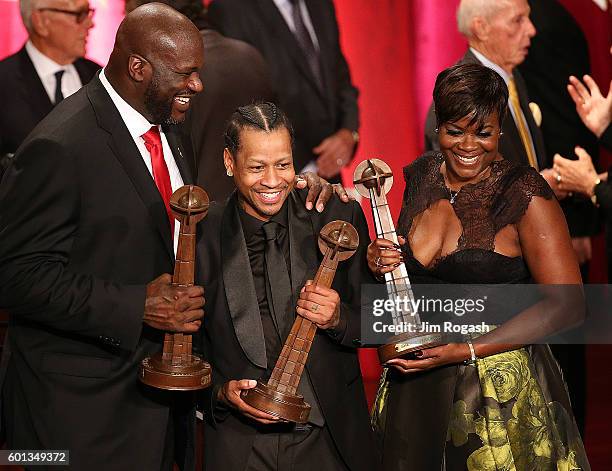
[318,220,358,260]
[170,185,210,216]
[353,159,393,199]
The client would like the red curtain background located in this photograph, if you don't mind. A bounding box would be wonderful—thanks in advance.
[1,0,610,465]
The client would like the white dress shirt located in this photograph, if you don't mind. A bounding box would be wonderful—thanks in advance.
[470,47,537,158]
[99,68,184,254]
[273,0,320,50]
[25,41,82,103]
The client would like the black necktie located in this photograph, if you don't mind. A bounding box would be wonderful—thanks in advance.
[262,220,325,426]
[54,70,65,105]
[263,221,293,339]
[289,0,323,89]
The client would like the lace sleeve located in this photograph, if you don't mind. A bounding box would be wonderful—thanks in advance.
[397,152,447,237]
[492,165,554,232]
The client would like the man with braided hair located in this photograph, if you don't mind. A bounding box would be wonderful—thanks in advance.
[197,102,378,470]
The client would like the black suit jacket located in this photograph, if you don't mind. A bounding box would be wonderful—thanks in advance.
[519,0,599,238]
[183,29,274,201]
[424,49,547,170]
[196,190,378,471]
[208,0,359,172]
[0,46,100,157]
[0,74,194,471]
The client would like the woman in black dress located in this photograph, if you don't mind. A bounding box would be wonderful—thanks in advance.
[369,63,589,470]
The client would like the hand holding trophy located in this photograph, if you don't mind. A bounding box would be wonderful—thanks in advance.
[241,220,358,423]
[139,185,212,390]
[354,159,445,363]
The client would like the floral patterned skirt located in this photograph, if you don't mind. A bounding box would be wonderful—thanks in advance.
[372,345,589,470]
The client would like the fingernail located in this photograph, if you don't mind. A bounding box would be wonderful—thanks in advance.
[316,203,324,213]
[306,202,313,210]
[248,380,257,387]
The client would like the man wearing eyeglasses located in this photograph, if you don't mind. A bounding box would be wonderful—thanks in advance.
[0,0,99,177]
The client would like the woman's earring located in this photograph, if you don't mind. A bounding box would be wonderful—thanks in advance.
[434,128,439,133]
[226,168,233,177]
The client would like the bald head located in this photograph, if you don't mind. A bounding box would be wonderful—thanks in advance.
[106,3,204,124]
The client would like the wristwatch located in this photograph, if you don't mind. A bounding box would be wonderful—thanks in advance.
[590,178,602,207]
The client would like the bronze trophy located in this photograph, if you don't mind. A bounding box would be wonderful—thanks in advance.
[354,159,444,363]
[139,185,212,390]
[241,221,359,423]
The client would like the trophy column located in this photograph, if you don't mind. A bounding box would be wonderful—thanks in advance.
[354,159,444,363]
[241,221,358,423]
[139,185,212,390]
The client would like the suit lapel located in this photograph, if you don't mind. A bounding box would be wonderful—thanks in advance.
[87,75,174,262]
[501,107,529,166]
[513,70,547,169]
[16,47,54,120]
[258,0,325,100]
[164,125,194,184]
[74,58,99,85]
[221,195,267,368]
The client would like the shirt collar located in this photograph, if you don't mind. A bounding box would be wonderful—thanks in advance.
[469,47,511,84]
[98,68,157,141]
[238,196,289,240]
[26,40,67,79]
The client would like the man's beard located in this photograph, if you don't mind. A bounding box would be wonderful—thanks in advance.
[144,73,178,125]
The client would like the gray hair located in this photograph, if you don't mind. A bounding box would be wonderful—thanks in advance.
[20,0,43,33]
[457,0,506,38]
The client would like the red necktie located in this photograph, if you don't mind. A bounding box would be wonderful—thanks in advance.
[142,126,174,236]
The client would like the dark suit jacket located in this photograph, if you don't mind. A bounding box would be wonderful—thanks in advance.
[0,74,194,471]
[519,0,599,238]
[0,46,100,157]
[183,29,274,201]
[424,49,547,170]
[208,0,359,173]
[196,190,378,471]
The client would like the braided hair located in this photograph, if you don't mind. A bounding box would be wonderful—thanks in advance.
[224,102,294,155]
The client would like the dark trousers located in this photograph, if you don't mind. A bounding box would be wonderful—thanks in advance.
[245,423,349,471]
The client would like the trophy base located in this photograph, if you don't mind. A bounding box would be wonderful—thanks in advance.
[139,353,211,391]
[241,381,311,424]
[378,332,445,364]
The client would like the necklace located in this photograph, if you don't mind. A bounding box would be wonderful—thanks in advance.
[449,188,460,204]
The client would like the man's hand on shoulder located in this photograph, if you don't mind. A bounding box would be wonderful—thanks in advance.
[143,273,204,332]
[295,172,352,212]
